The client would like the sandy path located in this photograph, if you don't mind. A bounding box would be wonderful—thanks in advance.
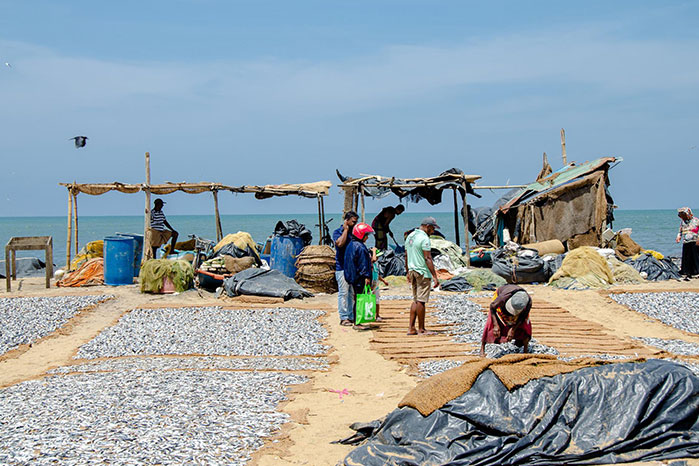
[254,296,418,465]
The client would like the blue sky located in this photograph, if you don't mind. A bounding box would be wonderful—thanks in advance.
[1,1,697,217]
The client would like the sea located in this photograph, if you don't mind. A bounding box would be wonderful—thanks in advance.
[0,210,683,268]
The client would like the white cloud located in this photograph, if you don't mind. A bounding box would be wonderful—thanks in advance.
[2,25,698,121]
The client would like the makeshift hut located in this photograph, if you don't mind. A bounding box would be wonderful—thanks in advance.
[60,152,331,269]
[337,168,481,264]
[494,157,621,249]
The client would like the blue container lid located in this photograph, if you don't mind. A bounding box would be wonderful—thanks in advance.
[104,235,133,241]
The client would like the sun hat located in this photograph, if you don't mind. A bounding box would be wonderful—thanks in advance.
[505,291,530,316]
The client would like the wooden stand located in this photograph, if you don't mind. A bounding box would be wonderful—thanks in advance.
[5,236,53,291]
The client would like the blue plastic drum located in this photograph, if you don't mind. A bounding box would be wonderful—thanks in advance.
[116,233,144,277]
[104,236,135,285]
[270,236,304,278]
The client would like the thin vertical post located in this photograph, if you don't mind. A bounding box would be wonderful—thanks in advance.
[461,183,470,266]
[143,152,152,259]
[561,128,567,166]
[45,237,53,288]
[317,195,323,245]
[452,187,460,246]
[72,187,79,254]
[66,188,73,269]
[212,189,223,242]
[360,185,366,223]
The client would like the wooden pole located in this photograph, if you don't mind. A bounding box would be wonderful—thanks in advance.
[452,187,460,247]
[317,195,323,244]
[212,190,223,242]
[461,184,470,266]
[360,186,366,223]
[143,152,151,259]
[72,187,78,254]
[45,237,53,288]
[471,185,527,190]
[66,187,73,269]
[561,128,567,166]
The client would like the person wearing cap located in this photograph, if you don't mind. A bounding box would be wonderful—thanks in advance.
[480,284,532,357]
[372,204,405,250]
[333,211,359,325]
[147,198,178,259]
[405,217,440,335]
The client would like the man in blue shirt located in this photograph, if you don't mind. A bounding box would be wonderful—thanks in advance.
[333,211,358,326]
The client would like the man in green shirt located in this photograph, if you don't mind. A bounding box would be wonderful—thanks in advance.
[405,217,440,335]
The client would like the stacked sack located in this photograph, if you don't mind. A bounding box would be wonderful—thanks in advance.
[295,245,337,293]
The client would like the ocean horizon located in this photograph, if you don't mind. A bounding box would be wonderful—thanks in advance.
[0,209,685,268]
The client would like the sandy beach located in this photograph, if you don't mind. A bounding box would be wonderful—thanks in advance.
[1,275,697,465]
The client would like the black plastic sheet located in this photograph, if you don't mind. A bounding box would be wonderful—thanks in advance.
[341,360,699,465]
[0,257,48,278]
[491,248,550,284]
[274,220,312,246]
[223,267,313,300]
[439,276,473,292]
[624,254,682,281]
[214,242,262,266]
[377,249,406,277]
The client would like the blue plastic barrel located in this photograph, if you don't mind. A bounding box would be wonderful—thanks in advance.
[270,236,305,278]
[116,233,144,277]
[104,236,135,285]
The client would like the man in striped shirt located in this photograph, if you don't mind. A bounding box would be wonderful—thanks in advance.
[148,198,178,259]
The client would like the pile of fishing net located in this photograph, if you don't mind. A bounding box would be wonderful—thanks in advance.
[58,258,104,287]
[548,246,645,289]
[549,247,614,289]
[140,259,194,293]
[69,240,103,271]
[294,245,337,293]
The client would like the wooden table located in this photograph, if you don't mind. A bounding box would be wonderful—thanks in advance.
[5,236,53,291]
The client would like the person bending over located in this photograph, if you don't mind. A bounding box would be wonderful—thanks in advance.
[372,204,405,250]
[480,285,532,357]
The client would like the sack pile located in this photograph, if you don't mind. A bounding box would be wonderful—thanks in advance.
[295,245,337,293]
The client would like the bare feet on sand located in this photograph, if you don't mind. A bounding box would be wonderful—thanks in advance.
[407,329,436,335]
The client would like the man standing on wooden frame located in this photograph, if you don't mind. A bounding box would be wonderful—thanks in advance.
[146,198,178,259]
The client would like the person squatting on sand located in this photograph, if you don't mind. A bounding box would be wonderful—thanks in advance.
[147,198,178,259]
[480,285,532,357]
[333,211,359,326]
[343,223,375,327]
[676,207,699,278]
[371,204,405,250]
[405,217,440,335]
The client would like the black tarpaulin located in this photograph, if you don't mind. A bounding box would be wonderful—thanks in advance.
[223,268,313,300]
[341,360,699,465]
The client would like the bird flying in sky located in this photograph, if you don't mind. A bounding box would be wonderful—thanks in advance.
[3,62,10,68]
[70,136,88,148]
